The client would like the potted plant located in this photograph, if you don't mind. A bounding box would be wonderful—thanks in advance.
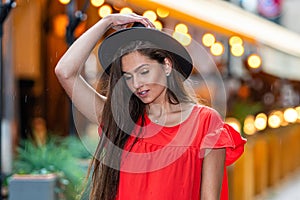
[8,135,91,200]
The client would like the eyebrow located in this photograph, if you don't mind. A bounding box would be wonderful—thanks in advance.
[122,64,150,74]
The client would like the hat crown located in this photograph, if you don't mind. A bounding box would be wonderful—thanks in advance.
[98,26,193,79]
[132,22,146,28]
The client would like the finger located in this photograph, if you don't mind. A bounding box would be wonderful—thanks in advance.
[112,24,129,31]
[144,18,155,28]
[131,15,154,28]
[126,13,152,28]
[140,18,155,28]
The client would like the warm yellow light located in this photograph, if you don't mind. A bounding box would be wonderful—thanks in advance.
[296,106,300,120]
[225,118,241,133]
[154,20,163,30]
[229,36,243,46]
[247,54,262,69]
[98,5,112,18]
[59,0,71,5]
[254,113,267,131]
[53,14,68,37]
[231,44,244,57]
[156,7,169,18]
[91,0,104,7]
[243,115,256,135]
[202,33,215,47]
[172,32,191,46]
[268,115,281,128]
[281,120,289,126]
[143,10,157,22]
[268,111,282,128]
[283,108,298,123]
[175,23,188,34]
[210,42,224,56]
[120,7,133,14]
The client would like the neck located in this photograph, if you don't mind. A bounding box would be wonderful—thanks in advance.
[147,102,172,118]
[147,102,174,124]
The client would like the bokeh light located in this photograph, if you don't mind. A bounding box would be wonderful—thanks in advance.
[58,0,71,5]
[283,108,298,123]
[154,20,163,30]
[268,111,283,128]
[156,7,169,18]
[175,23,188,34]
[210,42,224,56]
[243,115,256,135]
[98,5,112,18]
[231,44,244,57]
[53,14,68,37]
[120,7,133,14]
[229,36,243,46]
[91,0,105,7]
[296,106,300,121]
[254,113,267,131]
[225,117,241,133]
[247,54,262,69]
[143,10,157,22]
[202,33,215,47]
[172,32,191,46]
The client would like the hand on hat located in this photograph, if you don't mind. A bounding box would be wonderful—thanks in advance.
[104,13,155,31]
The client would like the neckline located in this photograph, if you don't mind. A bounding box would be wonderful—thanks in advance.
[144,104,199,129]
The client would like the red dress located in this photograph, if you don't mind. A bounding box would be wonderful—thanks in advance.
[113,105,246,200]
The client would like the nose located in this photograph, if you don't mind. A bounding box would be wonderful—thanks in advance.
[132,76,143,90]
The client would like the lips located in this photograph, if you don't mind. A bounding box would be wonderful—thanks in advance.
[136,90,149,98]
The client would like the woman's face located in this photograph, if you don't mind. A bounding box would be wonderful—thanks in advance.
[121,51,171,105]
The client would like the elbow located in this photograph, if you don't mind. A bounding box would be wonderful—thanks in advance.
[54,64,62,79]
[55,61,70,81]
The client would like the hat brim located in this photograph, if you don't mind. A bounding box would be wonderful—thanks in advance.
[98,27,193,79]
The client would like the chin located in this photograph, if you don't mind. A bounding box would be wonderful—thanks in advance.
[139,99,153,104]
[136,96,154,104]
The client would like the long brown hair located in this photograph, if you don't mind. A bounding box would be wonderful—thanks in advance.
[87,41,194,200]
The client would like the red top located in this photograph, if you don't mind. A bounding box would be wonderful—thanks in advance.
[110,105,246,200]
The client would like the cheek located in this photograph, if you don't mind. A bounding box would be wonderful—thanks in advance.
[147,77,168,93]
[125,80,135,92]
[152,74,167,87]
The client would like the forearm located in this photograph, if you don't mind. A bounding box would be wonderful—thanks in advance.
[53,14,153,124]
[201,148,226,200]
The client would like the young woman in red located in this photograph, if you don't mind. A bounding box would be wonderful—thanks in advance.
[55,13,246,200]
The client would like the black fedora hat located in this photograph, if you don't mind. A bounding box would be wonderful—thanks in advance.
[98,23,193,79]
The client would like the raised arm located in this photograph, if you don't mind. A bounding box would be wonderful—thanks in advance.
[55,14,154,125]
[201,148,226,200]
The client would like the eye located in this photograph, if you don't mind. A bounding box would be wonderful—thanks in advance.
[123,74,132,80]
[140,69,149,75]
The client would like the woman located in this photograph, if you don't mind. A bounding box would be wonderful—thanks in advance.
[55,13,246,200]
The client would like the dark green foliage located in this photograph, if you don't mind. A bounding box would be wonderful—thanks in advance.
[231,99,263,123]
[13,136,92,200]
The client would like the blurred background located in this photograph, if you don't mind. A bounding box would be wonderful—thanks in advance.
[1,0,300,199]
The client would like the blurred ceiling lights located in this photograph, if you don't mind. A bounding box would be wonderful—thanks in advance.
[247,54,262,69]
[210,42,224,56]
[143,10,157,22]
[98,4,112,18]
[138,0,300,57]
[120,7,133,14]
[156,7,169,18]
[91,0,105,7]
[58,0,71,5]
[202,33,215,47]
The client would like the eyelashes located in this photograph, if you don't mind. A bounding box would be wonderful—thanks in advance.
[123,69,150,80]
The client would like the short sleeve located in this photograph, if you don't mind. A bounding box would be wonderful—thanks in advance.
[200,108,247,166]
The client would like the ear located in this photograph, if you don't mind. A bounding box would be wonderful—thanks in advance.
[163,57,173,76]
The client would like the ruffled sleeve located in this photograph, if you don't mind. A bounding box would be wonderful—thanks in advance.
[200,108,247,166]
